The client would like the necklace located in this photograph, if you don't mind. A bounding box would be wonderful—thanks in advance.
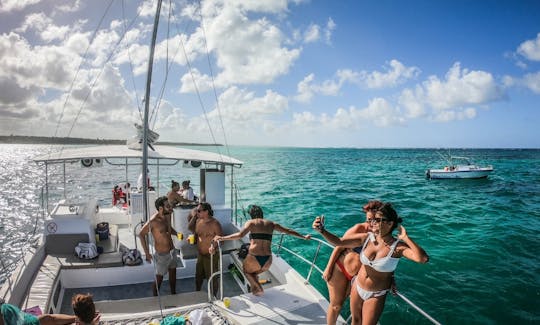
[376,236,394,247]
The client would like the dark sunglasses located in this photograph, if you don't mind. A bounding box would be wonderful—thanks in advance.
[367,217,388,224]
[197,209,206,213]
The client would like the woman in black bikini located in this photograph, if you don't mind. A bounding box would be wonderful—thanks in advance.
[214,205,311,296]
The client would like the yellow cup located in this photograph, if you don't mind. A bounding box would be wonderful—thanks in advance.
[188,234,195,245]
[223,297,231,308]
[177,232,183,240]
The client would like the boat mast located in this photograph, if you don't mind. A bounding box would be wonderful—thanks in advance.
[142,0,163,221]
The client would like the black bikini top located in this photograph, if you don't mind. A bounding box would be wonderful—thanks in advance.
[250,233,273,241]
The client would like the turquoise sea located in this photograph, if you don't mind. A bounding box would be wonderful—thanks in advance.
[1,144,539,324]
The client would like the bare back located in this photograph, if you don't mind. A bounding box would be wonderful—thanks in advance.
[247,219,274,255]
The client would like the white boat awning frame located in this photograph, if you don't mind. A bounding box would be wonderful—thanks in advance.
[33,145,243,167]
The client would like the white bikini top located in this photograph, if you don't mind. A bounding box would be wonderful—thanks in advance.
[359,232,400,273]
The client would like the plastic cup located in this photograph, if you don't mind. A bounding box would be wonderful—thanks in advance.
[223,297,231,308]
[177,232,183,240]
[188,234,195,245]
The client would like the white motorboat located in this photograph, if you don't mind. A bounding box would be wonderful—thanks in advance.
[426,156,494,179]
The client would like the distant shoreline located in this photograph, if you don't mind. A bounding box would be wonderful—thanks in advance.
[0,135,221,146]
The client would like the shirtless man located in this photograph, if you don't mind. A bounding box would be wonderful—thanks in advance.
[139,196,179,296]
[188,202,222,296]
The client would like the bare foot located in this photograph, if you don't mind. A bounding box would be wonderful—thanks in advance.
[252,287,264,296]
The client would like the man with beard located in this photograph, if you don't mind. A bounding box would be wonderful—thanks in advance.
[139,196,179,296]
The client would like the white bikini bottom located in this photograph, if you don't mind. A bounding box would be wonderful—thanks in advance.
[353,277,389,301]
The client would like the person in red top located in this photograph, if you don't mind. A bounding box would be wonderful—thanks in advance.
[112,185,126,206]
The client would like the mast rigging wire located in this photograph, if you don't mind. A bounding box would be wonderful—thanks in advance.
[63,3,144,141]
[49,0,115,156]
[122,0,144,122]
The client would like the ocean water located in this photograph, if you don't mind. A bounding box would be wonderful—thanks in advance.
[0,144,539,324]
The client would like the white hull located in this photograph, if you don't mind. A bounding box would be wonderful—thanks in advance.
[427,167,493,179]
[426,156,494,179]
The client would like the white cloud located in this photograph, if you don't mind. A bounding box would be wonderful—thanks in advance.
[0,0,40,12]
[179,68,214,93]
[0,32,79,90]
[325,18,336,43]
[521,71,540,94]
[293,97,404,130]
[517,32,540,61]
[360,59,420,89]
[501,71,540,94]
[212,86,288,121]
[432,107,476,122]
[16,12,71,42]
[398,62,503,122]
[304,24,320,43]
[424,62,503,110]
[399,87,426,118]
[55,0,82,13]
[301,17,335,44]
[197,0,301,86]
[294,60,418,103]
[168,86,289,144]
[294,70,359,103]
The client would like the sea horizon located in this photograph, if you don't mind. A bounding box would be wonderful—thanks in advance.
[1,144,539,324]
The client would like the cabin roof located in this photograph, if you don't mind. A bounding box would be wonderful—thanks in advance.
[33,145,243,166]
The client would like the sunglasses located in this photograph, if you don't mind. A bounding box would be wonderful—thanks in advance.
[197,209,206,213]
[367,217,388,224]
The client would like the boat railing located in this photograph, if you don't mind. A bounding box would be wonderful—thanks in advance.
[274,234,333,283]
[229,185,440,324]
[207,242,225,302]
[273,233,442,325]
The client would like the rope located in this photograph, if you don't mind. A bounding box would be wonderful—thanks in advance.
[395,291,442,325]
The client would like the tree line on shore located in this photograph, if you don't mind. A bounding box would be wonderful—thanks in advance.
[0,135,220,146]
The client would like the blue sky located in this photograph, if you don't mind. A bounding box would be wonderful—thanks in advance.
[1,0,539,148]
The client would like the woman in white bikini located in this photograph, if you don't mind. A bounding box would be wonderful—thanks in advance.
[313,203,429,325]
[322,200,383,325]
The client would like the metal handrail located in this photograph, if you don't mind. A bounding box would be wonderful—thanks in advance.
[273,234,333,282]
[395,291,442,325]
[272,234,441,325]
[207,242,223,302]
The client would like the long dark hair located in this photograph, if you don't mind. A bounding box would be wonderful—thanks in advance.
[249,205,264,219]
[376,203,402,231]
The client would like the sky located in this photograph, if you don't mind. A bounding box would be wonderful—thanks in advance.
[1,0,539,148]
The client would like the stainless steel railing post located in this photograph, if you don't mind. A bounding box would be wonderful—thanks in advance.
[306,241,322,282]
